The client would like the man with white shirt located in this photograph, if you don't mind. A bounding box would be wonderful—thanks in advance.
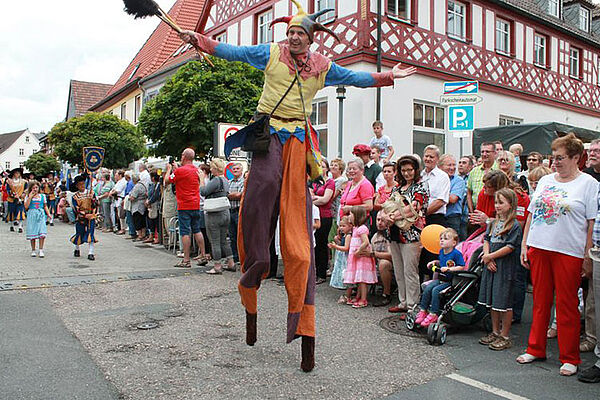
[419,145,450,280]
[109,170,127,235]
[139,163,151,189]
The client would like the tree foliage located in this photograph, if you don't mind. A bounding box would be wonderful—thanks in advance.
[48,113,146,169]
[24,152,61,177]
[138,58,264,158]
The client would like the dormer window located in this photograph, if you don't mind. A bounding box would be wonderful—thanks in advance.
[548,0,560,18]
[579,7,590,32]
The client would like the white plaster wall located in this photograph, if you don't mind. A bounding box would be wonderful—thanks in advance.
[0,130,41,172]
[274,0,288,42]
[525,27,534,64]
[515,22,524,61]
[418,0,430,30]
[239,16,253,46]
[339,0,358,17]
[205,6,216,30]
[551,37,559,72]
[485,10,495,52]
[433,0,446,35]
[227,23,239,45]
[472,5,483,47]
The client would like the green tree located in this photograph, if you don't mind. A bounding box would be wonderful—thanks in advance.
[24,152,61,177]
[48,113,146,169]
[139,58,264,157]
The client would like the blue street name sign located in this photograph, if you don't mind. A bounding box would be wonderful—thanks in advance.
[443,81,479,95]
[449,105,474,131]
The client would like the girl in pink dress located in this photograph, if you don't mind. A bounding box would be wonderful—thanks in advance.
[343,206,378,308]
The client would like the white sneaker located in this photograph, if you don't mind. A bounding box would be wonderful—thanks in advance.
[38,250,45,258]
[31,251,37,257]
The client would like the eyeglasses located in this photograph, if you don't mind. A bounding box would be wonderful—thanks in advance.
[498,158,509,162]
[554,155,569,162]
[589,149,600,154]
[481,150,493,154]
[527,158,539,161]
[400,168,414,173]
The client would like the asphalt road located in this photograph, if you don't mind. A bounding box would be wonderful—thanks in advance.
[0,221,598,399]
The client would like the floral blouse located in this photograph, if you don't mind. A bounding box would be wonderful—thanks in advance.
[389,181,429,243]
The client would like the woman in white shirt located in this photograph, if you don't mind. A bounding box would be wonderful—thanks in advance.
[517,134,598,377]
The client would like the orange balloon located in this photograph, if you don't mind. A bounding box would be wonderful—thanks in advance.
[420,224,446,254]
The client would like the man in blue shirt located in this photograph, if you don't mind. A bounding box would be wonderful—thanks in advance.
[123,172,136,239]
[440,154,465,241]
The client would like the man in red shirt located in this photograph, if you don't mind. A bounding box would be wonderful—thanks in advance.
[164,148,207,268]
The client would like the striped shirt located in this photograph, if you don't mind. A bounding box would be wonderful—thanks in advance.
[228,177,245,209]
[466,162,498,208]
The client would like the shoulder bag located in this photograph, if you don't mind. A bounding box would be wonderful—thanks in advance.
[203,177,230,212]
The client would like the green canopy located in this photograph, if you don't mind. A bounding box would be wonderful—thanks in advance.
[473,122,600,155]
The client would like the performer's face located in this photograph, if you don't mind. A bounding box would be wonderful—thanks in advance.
[76,181,85,192]
[287,27,310,55]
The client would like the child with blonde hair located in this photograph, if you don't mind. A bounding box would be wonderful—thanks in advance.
[328,215,353,303]
[24,181,51,257]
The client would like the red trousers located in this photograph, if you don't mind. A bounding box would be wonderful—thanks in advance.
[526,247,582,365]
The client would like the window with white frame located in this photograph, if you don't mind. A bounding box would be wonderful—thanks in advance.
[257,10,273,44]
[499,115,522,126]
[447,1,467,40]
[19,148,24,156]
[570,47,580,78]
[310,99,328,157]
[25,135,29,143]
[215,32,227,43]
[4,161,10,170]
[120,103,127,120]
[387,0,411,20]
[19,162,24,168]
[548,0,560,18]
[413,102,445,155]
[495,19,510,55]
[579,7,590,32]
[534,34,547,67]
[315,0,336,23]
[134,95,141,124]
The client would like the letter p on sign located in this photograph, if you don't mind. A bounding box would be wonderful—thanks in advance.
[449,105,474,131]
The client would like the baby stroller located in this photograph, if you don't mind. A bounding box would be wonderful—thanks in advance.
[405,246,489,345]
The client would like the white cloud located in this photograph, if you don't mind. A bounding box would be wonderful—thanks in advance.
[0,0,176,134]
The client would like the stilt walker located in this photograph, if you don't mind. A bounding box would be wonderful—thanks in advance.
[7,168,27,233]
[176,0,416,372]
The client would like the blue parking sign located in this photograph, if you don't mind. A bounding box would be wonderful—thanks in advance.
[449,106,474,131]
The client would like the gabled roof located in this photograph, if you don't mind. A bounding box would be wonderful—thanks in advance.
[90,0,206,111]
[67,80,112,118]
[0,129,27,156]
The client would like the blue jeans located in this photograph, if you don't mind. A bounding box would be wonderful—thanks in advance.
[125,210,136,236]
[178,209,202,237]
[419,280,451,314]
[512,264,528,321]
[229,208,240,262]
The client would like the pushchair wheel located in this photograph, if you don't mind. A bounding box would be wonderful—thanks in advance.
[405,311,416,331]
[427,324,436,345]
[435,324,447,345]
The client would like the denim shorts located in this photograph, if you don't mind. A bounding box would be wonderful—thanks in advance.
[178,209,202,236]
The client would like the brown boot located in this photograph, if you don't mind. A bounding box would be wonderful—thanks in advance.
[301,336,315,372]
[246,311,257,346]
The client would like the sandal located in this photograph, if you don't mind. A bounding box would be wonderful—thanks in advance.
[547,327,557,339]
[559,363,578,376]
[479,332,500,345]
[337,295,348,304]
[516,353,546,364]
[352,299,368,308]
[489,336,512,351]
[206,268,223,275]
[579,339,596,352]
[174,260,191,268]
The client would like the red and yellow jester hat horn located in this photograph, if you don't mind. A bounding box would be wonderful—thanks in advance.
[270,0,340,43]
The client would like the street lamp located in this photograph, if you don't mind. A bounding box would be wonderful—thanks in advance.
[336,85,346,158]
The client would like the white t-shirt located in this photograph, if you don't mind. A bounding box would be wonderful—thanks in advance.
[526,172,598,258]
[369,135,393,159]
[113,177,127,207]
[312,204,320,245]
[421,167,450,215]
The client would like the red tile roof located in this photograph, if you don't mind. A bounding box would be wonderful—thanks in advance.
[91,0,206,110]
[68,80,112,118]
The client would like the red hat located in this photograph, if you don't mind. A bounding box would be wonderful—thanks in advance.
[352,144,372,156]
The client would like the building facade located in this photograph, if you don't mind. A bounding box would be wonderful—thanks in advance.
[0,129,41,174]
[197,0,600,158]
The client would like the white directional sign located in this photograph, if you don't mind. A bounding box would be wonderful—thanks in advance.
[440,94,482,105]
[443,81,479,95]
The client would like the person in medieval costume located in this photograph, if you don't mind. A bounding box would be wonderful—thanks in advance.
[180,0,416,372]
[7,168,27,233]
[42,173,57,226]
[70,175,98,260]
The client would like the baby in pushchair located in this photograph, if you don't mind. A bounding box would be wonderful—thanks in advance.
[415,228,466,327]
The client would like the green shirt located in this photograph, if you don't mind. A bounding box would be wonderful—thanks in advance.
[466,162,498,208]
[99,181,115,204]
[364,162,382,190]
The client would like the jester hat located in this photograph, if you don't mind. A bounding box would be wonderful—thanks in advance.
[270,0,340,43]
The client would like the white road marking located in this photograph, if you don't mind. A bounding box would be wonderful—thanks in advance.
[446,373,531,400]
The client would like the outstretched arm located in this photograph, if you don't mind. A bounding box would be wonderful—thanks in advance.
[180,30,270,71]
[325,62,417,88]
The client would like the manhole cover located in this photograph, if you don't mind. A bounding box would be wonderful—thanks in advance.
[69,264,89,269]
[137,321,159,330]
[379,316,422,338]
[164,310,185,318]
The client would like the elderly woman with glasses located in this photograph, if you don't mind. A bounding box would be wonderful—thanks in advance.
[517,134,598,377]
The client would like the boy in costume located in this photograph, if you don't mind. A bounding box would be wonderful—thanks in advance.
[179,0,416,372]
[7,168,27,233]
[42,173,57,226]
[70,175,98,260]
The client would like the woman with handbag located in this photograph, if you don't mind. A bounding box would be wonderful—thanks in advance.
[201,158,235,274]
[144,172,161,244]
